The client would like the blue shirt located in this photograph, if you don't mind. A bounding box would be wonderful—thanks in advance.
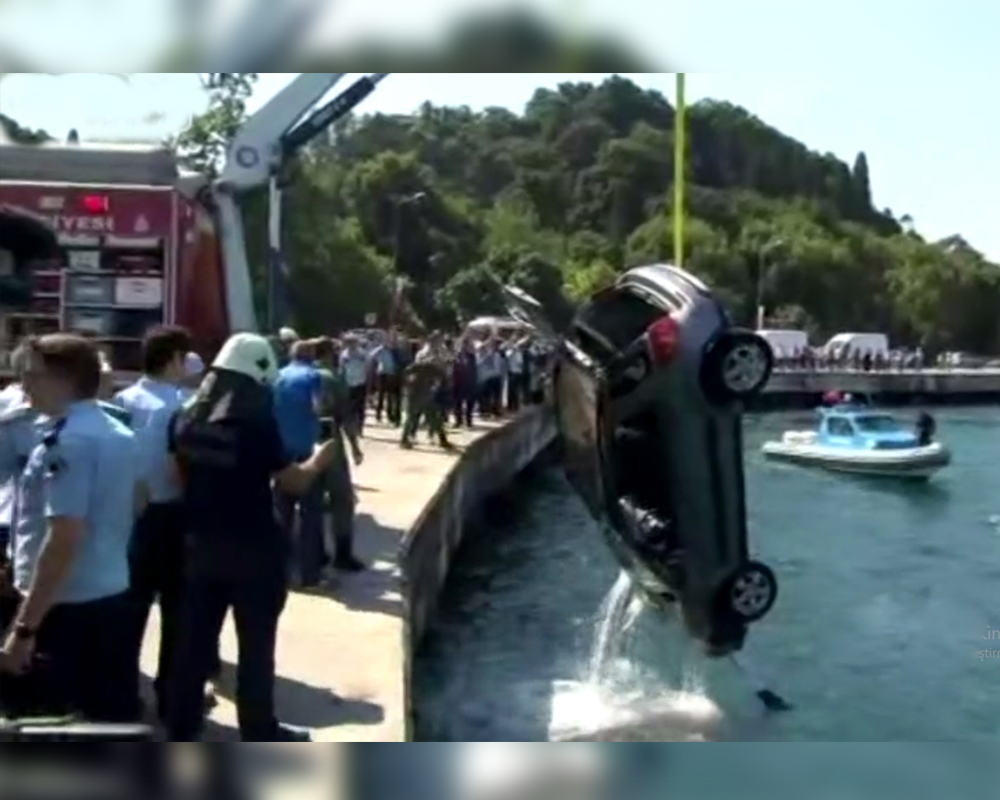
[0,403,42,534]
[372,345,398,376]
[12,401,138,605]
[115,377,184,504]
[272,360,322,458]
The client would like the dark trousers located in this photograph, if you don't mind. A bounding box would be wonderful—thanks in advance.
[128,501,185,716]
[453,386,475,427]
[375,373,402,425]
[326,458,356,563]
[507,372,525,413]
[0,591,138,722]
[275,477,326,587]
[348,385,368,435]
[166,573,287,741]
[480,377,503,417]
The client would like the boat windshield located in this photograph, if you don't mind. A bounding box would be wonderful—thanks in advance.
[853,414,900,433]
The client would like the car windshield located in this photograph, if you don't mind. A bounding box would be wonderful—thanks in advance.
[853,415,900,433]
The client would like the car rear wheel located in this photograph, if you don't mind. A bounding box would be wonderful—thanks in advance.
[702,331,774,402]
[725,561,778,623]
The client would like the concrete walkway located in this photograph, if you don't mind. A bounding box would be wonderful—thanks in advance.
[140,415,501,742]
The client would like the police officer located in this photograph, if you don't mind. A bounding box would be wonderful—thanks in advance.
[115,325,194,719]
[0,334,139,722]
[165,333,339,741]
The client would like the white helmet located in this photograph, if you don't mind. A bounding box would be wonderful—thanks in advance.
[212,333,279,385]
[278,327,299,343]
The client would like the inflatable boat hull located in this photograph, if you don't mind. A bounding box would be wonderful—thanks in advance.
[762,440,951,480]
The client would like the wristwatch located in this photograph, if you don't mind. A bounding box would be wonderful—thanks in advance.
[13,623,37,640]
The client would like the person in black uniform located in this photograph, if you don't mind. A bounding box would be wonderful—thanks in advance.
[164,333,339,742]
[916,410,936,446]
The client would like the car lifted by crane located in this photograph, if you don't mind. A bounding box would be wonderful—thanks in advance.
[0,73,389,383]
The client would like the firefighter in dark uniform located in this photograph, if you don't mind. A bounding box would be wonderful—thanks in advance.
[164,333,339,742]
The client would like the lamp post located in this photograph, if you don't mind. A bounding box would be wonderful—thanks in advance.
[756,238,784,330]
[673,73,687,268]
[389,191,427,328]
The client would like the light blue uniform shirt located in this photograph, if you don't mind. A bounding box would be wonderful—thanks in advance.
[0,402,42,535]
[115,377,184,504]
[13,401,138,605]
[340,349,369,388]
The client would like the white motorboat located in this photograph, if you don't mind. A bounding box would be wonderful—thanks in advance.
[762,406,951,480]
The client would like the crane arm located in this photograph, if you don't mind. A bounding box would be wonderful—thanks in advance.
[212,73,391,334]
[217,72,348,191]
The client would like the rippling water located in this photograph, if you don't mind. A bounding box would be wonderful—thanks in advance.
[413,407,1000,741]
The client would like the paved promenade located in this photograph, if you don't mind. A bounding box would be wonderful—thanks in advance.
[140,415,500,741]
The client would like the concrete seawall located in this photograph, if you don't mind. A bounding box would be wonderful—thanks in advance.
[401,405,557,739]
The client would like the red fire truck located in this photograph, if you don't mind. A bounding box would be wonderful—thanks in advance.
[0,73,388,383]
[0,143,230,376]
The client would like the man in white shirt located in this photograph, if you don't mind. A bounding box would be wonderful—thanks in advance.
[339,335,370,436]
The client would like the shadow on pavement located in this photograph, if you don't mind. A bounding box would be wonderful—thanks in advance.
[214,661,385,730]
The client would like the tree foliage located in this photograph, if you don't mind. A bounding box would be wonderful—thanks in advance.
[164,75,1000,354]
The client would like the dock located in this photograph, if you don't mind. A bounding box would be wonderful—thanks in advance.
[757,368,1000,409]
[140,408,556,741]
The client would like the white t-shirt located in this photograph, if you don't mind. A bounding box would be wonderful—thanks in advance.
[0,382,27,528]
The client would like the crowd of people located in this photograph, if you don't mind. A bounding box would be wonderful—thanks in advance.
[0,320,552,741]
[269,326,554,453]
[773,347,927,373]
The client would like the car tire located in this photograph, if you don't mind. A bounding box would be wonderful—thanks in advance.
[701,330,774,402]
[723,561,778,623]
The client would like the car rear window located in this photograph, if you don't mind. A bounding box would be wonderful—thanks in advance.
[575,288,664,352]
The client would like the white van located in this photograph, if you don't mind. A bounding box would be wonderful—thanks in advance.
[823,333,889,359]
[758,329,809,359]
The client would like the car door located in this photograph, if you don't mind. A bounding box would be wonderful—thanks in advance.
[503,285,610,522]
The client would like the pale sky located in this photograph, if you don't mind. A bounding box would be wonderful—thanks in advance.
[1,20,997,261]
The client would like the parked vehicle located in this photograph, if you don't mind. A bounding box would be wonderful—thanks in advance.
[822,332,889,360]
[758,329,809,359]
[505,263,778,657]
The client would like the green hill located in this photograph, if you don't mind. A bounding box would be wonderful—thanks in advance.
[259,75,998,355]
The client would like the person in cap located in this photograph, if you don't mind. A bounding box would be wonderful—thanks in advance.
[272,327,300,369]
[0,334,140,722]
[114,325,194,720]
[164,332,339,742]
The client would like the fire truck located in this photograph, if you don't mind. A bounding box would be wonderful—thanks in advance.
[0,143,230,377]
[0,73,388,382]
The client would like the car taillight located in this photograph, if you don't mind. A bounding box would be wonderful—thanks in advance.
[647,315,680,365]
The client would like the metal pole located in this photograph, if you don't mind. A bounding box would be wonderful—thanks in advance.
[673,73,687,268]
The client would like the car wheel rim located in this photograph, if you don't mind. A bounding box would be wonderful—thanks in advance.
[722,343,768,393]
[731,569,773,617]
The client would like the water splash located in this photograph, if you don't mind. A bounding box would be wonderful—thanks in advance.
[549,569,724,741]
[588,570,641,684]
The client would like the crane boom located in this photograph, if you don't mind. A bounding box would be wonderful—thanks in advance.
[213,73,390,333]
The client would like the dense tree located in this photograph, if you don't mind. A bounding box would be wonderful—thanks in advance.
[7,74,998,355]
